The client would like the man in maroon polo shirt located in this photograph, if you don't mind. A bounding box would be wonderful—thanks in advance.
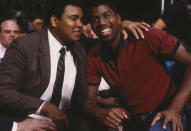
[83,0,191,131]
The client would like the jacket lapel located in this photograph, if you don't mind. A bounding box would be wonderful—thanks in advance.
[38,29,51,94]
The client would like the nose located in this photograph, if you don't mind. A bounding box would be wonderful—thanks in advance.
[10,31,16,38]
[76,19,83,28]
[100,17,107,25]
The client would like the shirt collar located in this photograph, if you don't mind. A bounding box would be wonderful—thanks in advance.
[48,29,65,56]
[102,32,125,61]
[0,43,6,51]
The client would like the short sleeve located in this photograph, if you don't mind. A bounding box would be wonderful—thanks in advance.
[144,27,180,57]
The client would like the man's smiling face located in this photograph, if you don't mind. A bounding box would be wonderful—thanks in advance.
[90,5,121,43]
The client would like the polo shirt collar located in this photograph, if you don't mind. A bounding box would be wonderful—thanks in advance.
[101,32,125,61]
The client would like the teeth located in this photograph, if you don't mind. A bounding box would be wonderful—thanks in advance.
[101,28,110,33]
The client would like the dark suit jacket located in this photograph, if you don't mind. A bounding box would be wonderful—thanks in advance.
[0,114,13,131]
[0,29,86,120]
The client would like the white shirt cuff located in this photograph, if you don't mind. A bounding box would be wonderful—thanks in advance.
[36,101,46,115]
[11,122,17,131]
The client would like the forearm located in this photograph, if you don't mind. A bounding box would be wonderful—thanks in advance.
[0,89,43,115]
[84,99,106,119]
[152,18,166,29]
[168,65,191,113]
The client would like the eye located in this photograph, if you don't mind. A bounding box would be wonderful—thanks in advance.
[103,12,111,19]
[71,17,78,21]
[14,31,20,34]
[4,30,11,34]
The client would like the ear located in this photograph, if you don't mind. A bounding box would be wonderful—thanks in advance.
[50,15,58,28]
[116,14,121,24]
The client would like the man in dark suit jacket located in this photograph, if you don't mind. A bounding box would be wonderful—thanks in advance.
[0,0,87,130]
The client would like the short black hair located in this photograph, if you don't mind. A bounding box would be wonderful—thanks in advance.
[45,0,84,25]
[88,0,119,14]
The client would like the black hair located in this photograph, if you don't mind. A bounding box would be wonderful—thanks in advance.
[88,0,119,14]
[45,0,84,25]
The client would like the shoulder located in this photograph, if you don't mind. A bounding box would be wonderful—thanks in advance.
[143,27,177,42]
[88,41,102,57]
[10,29,48,52]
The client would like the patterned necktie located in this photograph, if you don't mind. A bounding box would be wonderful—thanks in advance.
[50,47,66,107]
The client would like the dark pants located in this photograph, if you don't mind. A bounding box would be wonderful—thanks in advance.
[123,112,187,131]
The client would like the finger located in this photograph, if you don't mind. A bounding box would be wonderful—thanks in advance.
[122,29,128,40]
[106,115,121,127]
[108,111,122,123]
[121,111,128,119]
[111,109,126,120]
[178,119,183,131]
[104,120,117,128]
[38,121,57,131]
[130,28,139,39]
[162,117,170,129]
[137,24,149,31]
[135,27,145,39]
[141,22,150,28]
[172,120,177,131]
[180,121,183,131]
[136,25,148,32]
[151,113,162,126]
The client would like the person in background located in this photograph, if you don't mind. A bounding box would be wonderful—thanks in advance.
[0,19,56,131]
[31,16,44,32]
[0,19,20,60]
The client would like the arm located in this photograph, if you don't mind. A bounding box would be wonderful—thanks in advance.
[17,118,57,131]
[121,20,150,39]
[151,44,191,131]
[83,20,150,40]
[152,18,166,29]
[0,40,43,115]
[84,85,127,128]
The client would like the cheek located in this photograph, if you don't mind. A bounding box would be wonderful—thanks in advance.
[64,20,75,27]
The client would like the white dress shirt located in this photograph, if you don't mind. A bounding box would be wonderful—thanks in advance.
[0,43,6,61]
[27,29,76,118]
[13,29,77,131]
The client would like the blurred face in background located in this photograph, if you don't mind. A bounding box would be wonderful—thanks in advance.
[0,20,20,48]
[32,18,44,31]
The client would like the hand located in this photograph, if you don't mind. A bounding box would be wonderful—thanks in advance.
[17,118,57,131]
[96,107,128,128]
[41,102,69,130]
[97,97,119,107]
[83,23,98,38]
[151,110,183,131]
[122,20,150,39]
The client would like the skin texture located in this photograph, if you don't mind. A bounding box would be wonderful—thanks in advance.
[50,4,84,44]
[17,118,57,131]
[90,5,121,48]
[0,20,20,48]
[84,4,191,131]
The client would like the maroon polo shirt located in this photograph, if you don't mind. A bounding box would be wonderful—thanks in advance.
[86,27,180,114]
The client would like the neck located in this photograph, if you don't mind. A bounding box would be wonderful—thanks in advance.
[49,27,65,46]
[109,32,121,53]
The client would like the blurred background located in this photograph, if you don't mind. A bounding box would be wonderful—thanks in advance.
[0,0,173,33]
